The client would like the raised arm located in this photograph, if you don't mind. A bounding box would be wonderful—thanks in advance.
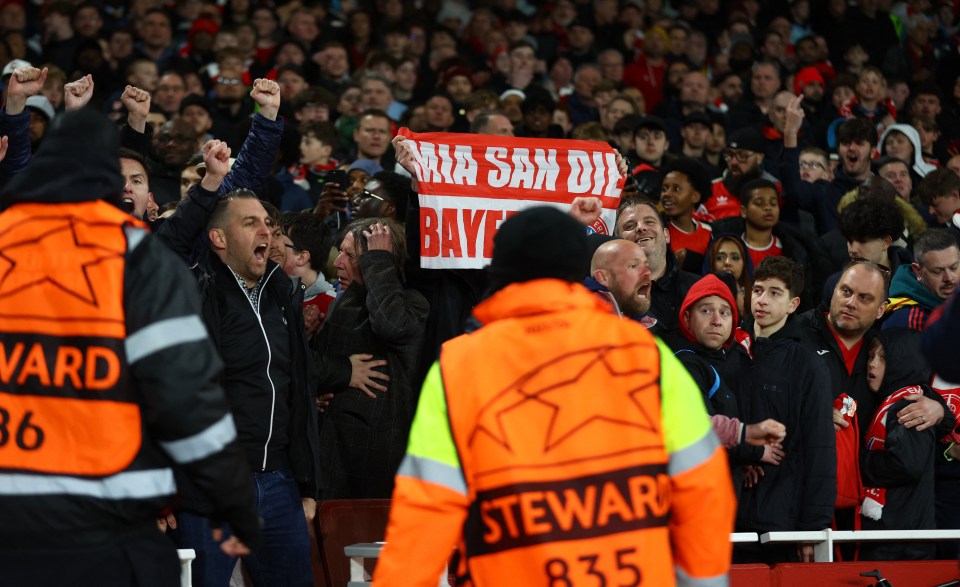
[217,78,284,196]
[122,85,151,134]
[154,140,231,261]
[64,74,94,111]
[0,66,46,185]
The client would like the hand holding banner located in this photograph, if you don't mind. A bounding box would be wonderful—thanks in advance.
[396,129,625,269]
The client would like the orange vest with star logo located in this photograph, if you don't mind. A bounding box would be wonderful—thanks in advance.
[438,281,673,586]
[0,200,143,477]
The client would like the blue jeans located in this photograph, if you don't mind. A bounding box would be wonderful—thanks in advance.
[172,469,313,587]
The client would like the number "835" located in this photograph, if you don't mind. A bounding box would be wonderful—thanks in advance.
[545,547,642,586]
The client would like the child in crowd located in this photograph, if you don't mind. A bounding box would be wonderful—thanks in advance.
[918,167,960,242]
[860,328,936,561]
[280,212,337,333]
[912,116,942,170]
[289,120,340,203]
[798,147,832,184]
[878,123,936,178]
[661,157,713,273]
[839,66,896,126]
[739,179,783,268]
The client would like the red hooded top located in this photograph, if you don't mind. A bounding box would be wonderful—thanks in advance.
[678,274,739,348]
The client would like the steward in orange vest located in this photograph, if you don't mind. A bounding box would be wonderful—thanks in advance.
[374,207,736,587]
[0,110,261,586]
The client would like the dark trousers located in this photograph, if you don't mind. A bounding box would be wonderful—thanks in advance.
[172,468,313,587]
[0,530,180,586]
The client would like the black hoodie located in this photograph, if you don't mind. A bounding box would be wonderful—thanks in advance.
[859,328,936,560]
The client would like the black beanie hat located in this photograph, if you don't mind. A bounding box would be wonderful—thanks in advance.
[489,207,590,286]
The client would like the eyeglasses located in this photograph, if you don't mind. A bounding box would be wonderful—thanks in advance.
[357,189,384,202]
[845,258,891,274]
[283,243,302,252]
[723,149,758,162]
[799,161,825,170]
[217,77,243,85]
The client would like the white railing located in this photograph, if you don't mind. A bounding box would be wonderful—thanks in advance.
[759,529,960,562]
[343,531,960,585]
[178,549,196,587]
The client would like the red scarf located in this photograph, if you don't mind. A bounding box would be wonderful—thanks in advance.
[861,385,924,520]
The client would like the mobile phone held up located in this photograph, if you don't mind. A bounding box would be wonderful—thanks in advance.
[317,169,350,228]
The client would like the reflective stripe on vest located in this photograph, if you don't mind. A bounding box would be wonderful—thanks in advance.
[0,201,144,479]
[438,282,675,585]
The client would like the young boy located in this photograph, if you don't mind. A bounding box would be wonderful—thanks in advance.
[740,178,783,268]
[798,147,832,184]
[290,120,341,201]
[735,256,836,563]
[918,167,960,242]
[280,212,337,331]
[860,329,936,561]
[912,116,942,170]
[661,157,713,273]
[839,66,896,125]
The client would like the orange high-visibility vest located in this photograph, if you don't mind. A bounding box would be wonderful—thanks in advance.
[0,200,143,478]
[374,280,735,587]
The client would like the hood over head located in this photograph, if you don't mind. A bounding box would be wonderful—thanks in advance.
[878,123,937,178]
[868,327,929,398]
[2,109,123,210]
[679,273,739,347]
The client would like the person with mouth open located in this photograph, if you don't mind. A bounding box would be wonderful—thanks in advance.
[587,238,654,322]
[780,99,876,234]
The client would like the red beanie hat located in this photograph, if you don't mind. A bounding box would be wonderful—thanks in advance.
[678,274,739,347]
[794,66,825,95]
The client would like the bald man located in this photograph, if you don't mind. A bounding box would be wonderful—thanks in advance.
[589,239,654,317]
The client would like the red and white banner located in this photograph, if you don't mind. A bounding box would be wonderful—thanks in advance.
[399,128,625,269]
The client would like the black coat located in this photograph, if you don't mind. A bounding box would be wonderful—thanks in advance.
[315,250,429,499]
[669,336,762,497]
[859,329,936,561]
[179,253,322,513]
[649,249,700,338]
[736,319,838,532]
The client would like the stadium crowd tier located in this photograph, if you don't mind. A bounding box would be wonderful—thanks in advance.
[1,0,960,585]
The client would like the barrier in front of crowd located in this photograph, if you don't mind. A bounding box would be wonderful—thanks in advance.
[341,531,960,586]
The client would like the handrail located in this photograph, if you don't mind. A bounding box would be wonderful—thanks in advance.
[760,529,960,562]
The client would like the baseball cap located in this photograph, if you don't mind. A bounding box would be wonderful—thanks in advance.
[728,127,765,153]
[635,115,667,134]
[681,111,711,128]
[25,95,55,121]
[2,58,31,78]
